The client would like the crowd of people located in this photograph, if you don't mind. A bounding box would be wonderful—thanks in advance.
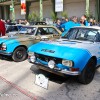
[0,15,100,37]
[55,15,100,32]
[0,18,30,36]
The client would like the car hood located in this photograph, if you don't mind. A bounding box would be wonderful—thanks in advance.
[0,36,19,43]
[0,35,33,44]
[28,39,92,60]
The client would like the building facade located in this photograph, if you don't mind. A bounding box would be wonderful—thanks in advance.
[0,0,100,21]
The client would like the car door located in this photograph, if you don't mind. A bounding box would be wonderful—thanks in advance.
[95,32,100,66]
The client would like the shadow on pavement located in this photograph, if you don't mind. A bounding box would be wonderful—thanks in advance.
[0,55,13,62]
[30,65,78,84]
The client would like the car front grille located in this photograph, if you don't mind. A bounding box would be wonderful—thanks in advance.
[35,53,62,64]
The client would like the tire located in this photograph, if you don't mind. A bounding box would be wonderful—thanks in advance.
[12,47,27,62]
[78,58,96,84]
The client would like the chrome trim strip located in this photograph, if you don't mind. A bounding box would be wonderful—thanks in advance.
[34,62,80,76]
[0,51,12,56]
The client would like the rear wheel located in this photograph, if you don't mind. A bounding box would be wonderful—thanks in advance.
[12,47,27,62]
[78,58,96,84]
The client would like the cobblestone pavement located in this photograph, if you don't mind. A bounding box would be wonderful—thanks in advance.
[0,57,100,100]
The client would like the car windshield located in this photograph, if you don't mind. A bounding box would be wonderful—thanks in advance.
[19,27,37,35]
[6,25,18,32]
[62,28,98,42]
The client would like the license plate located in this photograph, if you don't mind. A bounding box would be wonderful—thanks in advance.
[35,74,49,89]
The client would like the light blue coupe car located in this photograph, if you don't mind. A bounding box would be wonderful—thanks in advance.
[28,26,100,84]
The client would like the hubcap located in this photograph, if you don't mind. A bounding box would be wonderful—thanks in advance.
[16,50,23,59]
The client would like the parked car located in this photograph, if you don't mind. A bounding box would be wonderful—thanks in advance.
[6,24,23,34]
[28,26,100,84]
[0,25,61,62]
[30,21,47,25]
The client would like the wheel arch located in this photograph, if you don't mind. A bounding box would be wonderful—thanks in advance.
[90,56,97,65]
[12,45,28,62]
[12,45,28,54]
[82,56,97,71]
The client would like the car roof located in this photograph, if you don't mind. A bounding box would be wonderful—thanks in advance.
[73,26,100,30]
[21,25,62,34]
[22,25,56,28]
[6,24,23,26]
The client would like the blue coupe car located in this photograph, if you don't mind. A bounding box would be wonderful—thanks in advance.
[28,26,100,84]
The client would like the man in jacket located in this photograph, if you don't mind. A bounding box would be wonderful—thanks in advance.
[0,18,6,36]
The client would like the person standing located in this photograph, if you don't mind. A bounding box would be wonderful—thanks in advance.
[61,16,81,36]
[56,19,63,32]
[61,16,81,32]
[0,18,6,36]
[80,15,88,26]
[25,20,30,26]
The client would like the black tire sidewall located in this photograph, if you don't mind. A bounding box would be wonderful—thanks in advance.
[12,47,27,62]
[78,58,96,84]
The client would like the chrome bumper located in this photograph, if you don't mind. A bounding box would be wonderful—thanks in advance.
[34,62,80,76]
[0,51,12,56]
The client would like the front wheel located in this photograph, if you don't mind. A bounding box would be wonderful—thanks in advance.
[12,47,27,62]
[78,58,96,84]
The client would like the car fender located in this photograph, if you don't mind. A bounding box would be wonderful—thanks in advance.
[4,39,21,53]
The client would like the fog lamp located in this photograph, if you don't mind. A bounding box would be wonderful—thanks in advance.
[48,60,55,69]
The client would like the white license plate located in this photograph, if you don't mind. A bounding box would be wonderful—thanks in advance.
[35,74,49,89]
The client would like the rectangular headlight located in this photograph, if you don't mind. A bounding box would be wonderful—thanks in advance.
[62,60,73,67]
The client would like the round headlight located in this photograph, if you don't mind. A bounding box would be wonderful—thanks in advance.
[48,60,55,69]
[62,60,73,67]
[28,52,36,63]
[1,43,7,50]
[30,55,36,63]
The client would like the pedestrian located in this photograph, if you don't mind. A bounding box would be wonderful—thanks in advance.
[61,17,66,25]
[6,19,12,25]
[88,18,94,26]
[93,19,98,26]
[0,18,6,36]
[56,19,63,32]
[80,15,88,26]
[25,20,30,26]
[61,16,81,32]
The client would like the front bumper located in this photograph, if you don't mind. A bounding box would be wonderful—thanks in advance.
[0,51,12,56]
[33,61,80,76]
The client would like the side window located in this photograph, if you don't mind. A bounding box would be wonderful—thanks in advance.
[36,28,47,35]
[95,32,100,42]
[47,28,59,34]
[12,26,18,31]
[6,26,12,32]
[36,27,59,35]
